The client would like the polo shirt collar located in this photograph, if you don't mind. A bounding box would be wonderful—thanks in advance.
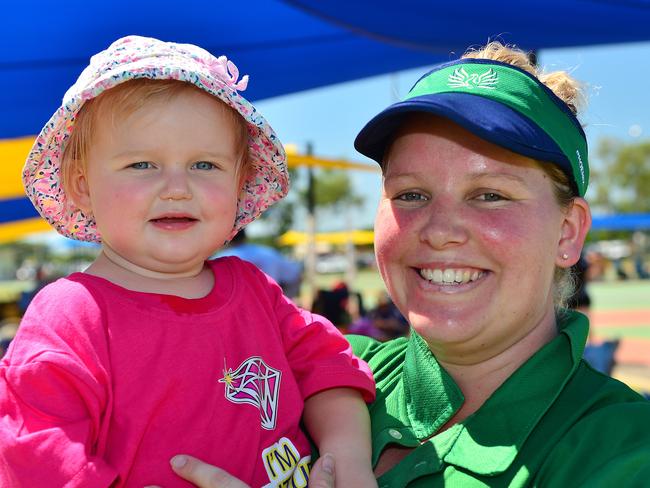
[402,328,464,438]
[402,310,588,476]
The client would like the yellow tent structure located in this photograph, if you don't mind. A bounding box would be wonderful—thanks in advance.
[286,153,379,173]
[278,229,374,247]
[0,136,51,244]
[0,137,33,195]
[0,219,52,245]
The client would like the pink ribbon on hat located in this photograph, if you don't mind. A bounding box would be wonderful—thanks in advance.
[206,56,249,92]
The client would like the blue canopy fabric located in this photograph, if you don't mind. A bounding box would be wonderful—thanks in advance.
[2,0,650,237]
[3,0,650,138]
[591,214,650,232]
[287,1,650,52]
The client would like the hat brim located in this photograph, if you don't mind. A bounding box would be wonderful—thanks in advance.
[354,92,576,192]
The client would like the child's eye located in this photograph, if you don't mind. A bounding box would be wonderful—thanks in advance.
[193,161,217,170]
[129,161,153,170]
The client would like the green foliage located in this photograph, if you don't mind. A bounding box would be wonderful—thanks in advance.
[300,169,363,208]
[254,167,364,239]
[595,137,650,212]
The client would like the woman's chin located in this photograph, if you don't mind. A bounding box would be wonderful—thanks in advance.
[407,310,485,347]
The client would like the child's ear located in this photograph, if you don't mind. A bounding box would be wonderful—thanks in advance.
[556,197,591,268]
[66,162,93,215]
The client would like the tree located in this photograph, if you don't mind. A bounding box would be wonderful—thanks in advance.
[594,138,650,213]
[303,169,364,210]
[254,167,365,242]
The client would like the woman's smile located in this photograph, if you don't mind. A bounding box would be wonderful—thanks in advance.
[417,266,486,286]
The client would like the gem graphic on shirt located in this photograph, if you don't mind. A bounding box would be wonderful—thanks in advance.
[219,356,281,430]
[262,437,311,487]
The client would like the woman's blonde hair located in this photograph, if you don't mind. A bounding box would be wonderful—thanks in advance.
[463,42,586,309]
[61,78,251,197]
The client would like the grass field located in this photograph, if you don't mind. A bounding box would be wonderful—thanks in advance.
[588,281,650,340]
[589,280,650,311]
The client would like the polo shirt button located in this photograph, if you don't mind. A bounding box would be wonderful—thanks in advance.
[388,428,403,439]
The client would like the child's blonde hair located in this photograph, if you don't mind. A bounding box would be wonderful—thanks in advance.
[61,79,251,196]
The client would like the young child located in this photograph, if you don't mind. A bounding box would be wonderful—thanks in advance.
[0,36,376,487]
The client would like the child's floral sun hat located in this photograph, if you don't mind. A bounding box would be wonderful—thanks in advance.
[22,35,288,242]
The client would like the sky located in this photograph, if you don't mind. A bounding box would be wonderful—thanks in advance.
[249,40,650,235]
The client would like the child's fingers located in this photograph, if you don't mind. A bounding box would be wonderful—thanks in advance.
[169,455,250,488]
[308,453,335,488]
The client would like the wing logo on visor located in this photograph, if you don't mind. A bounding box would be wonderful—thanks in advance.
[448,68,498,90]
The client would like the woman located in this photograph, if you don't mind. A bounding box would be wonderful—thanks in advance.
[165,42,650,487]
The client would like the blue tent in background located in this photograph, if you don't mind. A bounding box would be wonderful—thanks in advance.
[592,214,650,232]
[3,0,650,238]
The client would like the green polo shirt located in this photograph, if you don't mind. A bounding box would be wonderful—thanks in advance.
[348,310,650,487]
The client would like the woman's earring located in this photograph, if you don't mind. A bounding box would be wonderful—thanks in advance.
[562,253,569,260]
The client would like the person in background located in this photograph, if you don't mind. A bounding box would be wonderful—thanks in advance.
[311,281,366,330]
[632,231,649,279]
[0,36,376,487]
[572,252,621,375]
[216,228,303,298]
[17,265,59,315]
[348,292,408,341]
[0,321,18,358]
[166,40,650,487]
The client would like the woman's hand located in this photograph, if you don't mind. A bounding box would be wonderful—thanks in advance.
[168,455,250,487]
[306,454,336,488]
[147,453,336,488]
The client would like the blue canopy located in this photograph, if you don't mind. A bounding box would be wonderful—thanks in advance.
[592,214,650,232]
[3,0,650,138]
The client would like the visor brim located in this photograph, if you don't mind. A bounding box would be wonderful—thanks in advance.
[354,92,577,193]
